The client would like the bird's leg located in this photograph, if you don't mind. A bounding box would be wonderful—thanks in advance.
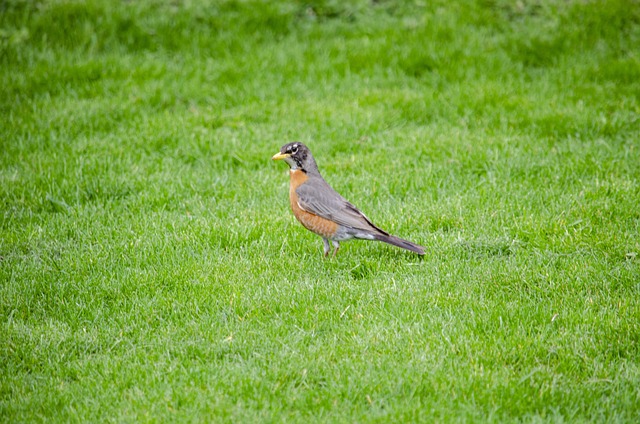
[322,238,331,257]
[332,240,340,258]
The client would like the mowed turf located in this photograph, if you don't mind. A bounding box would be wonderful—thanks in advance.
[1,0,639,421]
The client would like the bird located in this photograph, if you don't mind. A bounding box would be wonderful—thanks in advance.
[272,142,425,257]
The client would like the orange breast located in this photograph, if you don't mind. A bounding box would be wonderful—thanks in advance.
[289,170,339,238]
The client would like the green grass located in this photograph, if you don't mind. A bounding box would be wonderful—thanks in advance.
[2,0,640,421]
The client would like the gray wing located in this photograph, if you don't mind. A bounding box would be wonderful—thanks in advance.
[295,177,388,235]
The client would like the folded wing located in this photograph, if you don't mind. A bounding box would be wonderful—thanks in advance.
[294,177,389,236]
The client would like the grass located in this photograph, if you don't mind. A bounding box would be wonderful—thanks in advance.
[2,0,640,421]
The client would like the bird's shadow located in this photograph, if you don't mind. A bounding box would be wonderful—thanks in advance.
[318,244,425,279]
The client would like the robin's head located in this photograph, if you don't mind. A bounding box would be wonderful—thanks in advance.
[272,142,318,172]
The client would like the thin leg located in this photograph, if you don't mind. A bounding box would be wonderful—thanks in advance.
[332,240,340,258]
[322,238,331,257]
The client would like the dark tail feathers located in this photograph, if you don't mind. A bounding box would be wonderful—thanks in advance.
[374,234,425,255]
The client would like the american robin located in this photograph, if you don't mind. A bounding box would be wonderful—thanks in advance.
[272,142,425,257]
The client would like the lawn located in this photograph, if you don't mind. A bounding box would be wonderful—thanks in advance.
[1,0,640,421]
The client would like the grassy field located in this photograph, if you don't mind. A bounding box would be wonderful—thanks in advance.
[2,0,640,421]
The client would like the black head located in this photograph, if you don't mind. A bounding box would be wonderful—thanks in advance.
[271,142,317,172]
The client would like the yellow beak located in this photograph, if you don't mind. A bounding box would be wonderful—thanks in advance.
[271,152,290,161]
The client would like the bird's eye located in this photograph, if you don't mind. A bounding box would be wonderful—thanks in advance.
[291,144,298,154]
